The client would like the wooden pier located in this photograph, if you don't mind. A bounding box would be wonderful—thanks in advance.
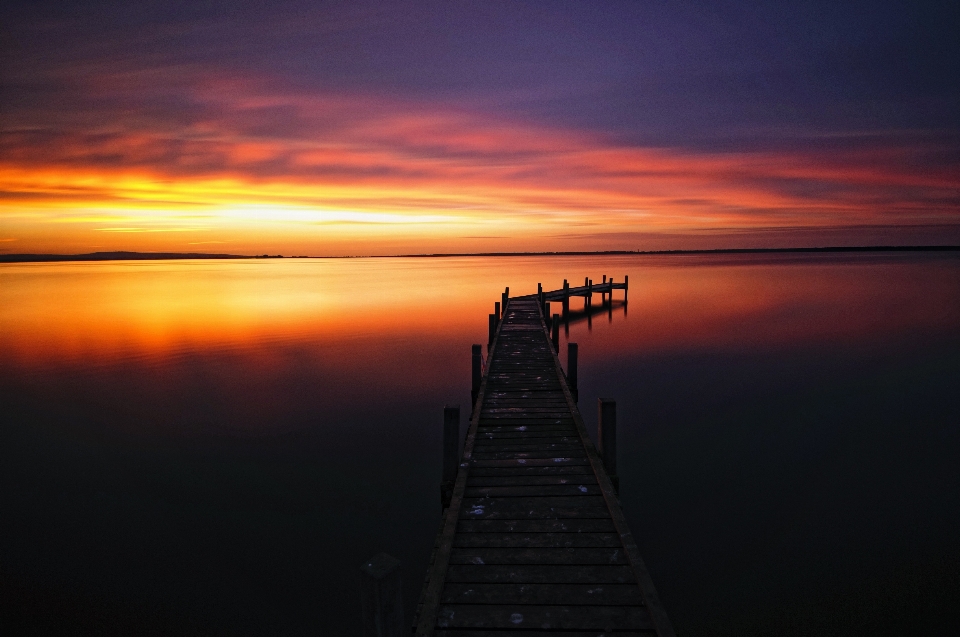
[412,282,674,636]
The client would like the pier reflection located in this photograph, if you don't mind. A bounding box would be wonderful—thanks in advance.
[562,298,627,334]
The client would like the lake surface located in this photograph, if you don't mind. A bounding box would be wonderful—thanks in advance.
[2,253,959,635]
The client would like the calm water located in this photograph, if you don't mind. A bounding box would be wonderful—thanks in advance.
[2,254,959,635]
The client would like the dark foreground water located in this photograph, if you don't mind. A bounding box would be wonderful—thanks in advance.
[2,253,959,636]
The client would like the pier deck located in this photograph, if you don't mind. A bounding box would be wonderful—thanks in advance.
[415,294,673,636]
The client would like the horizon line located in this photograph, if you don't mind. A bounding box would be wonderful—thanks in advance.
[2,245,959,263]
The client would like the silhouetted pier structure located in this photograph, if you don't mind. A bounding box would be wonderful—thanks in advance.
[406,279,674,636]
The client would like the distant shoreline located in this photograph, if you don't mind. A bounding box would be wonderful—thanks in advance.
[1,245,958,263]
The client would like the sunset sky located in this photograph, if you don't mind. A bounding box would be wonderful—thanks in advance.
[2,0,958,255]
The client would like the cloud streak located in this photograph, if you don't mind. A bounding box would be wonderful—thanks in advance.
[2,64,958,253]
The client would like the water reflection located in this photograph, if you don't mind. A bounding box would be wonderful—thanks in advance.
[1,253,959,635]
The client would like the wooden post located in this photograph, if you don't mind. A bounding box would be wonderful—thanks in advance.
[441,405,460,508]
[471,344,482,407]
[563,279,569,315]
[567,342,578,402]
[551,313,560,351]
[598,399,618,493]
[602,274,607,304]
[543,301,550,321]
[360,552,404,637]
[494,301,500,322]
[624,274,629,302]
[587,278,593,307]
[488,313,496,348]
[537,282,542,302]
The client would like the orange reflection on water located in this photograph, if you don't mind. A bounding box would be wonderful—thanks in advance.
[2,254,958,375]
[556,254,960,361]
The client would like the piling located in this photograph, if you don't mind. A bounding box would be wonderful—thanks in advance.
[360,553,404,637]
[471,344,482,407]
[568,342,578,401]
[598,398,618,493]
[488,314,496,348]
[551,313,560,351]
[441,405,460,508]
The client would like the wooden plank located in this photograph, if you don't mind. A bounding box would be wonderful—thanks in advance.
[452,532,620,548]
[465,475,597,486]
[440,582,643,605]
[435,603,654,630]
[444,564,638,584]
[457,519,617,533]
[468,457,591,467]
[460,508,610,521]
[463,484,603,497]
[470,451,587,460]
[475,430,577,439]
[468,465,596,477]
[449,547,629,565]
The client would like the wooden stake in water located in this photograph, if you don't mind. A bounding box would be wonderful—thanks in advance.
[471,344,482,407]
[598,398,618,493]
[567,342,578,401]
[360,552,404,637]
[441,405,460,508]
[552,313,560,351]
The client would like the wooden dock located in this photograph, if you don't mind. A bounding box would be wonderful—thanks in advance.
[413,285,674,636]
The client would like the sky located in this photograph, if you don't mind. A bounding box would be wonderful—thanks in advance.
[2,0,958,255]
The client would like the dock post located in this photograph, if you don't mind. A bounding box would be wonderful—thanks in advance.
[502,287,509,318]
[598,399,618,493]
[563,279,569,315]
[543,301,550,321]
[360,552,404,637]
[551,314,560,351]
[624,275,629,303]
[567,343,578,402]
[471,344,482,407]
[537,282,542,304]
[587,278,593,308]
[441,405,460,508]
[494,301,500,323]
[488,313,496,348]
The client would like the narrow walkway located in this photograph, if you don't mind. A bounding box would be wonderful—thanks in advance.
[415,296,674,636]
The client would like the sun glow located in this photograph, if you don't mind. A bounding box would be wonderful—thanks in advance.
[2,73,958,255]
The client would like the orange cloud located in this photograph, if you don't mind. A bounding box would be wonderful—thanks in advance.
[1,69,958,254]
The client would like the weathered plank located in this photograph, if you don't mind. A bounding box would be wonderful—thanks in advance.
[440,582,643,605]
[452,532,620,548]
[449,547,629,565]
[456,519,617,533]
[444,564,638,584]
[465,475,598,486]
[463,484,603,497]
[435,603,654,630]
